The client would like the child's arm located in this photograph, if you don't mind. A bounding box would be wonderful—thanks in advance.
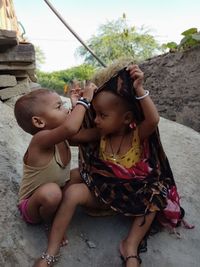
[69,128,101,146]
[33,82,97,148]
[128,64,159,141]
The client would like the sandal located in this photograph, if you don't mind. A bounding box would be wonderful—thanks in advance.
[138,238,147,253]
[41,252,60,265]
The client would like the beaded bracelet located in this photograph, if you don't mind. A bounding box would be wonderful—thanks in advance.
[135,90,149,100]
[76,97,91,109]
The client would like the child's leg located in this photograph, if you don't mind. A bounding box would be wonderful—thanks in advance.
[48,183,99,254]
[120,212,156,267]
[33,183,99,267]
[25,182,62,223]
[64,167,83,188]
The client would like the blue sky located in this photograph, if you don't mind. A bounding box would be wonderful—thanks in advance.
[13,0,200,72]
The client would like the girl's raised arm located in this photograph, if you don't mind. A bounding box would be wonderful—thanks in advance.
[128,65,159,141]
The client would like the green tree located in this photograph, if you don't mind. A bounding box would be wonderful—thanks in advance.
[164,28,200,52]
[76,14,164,67]
[34,45,46,69]
[36,64,95,95]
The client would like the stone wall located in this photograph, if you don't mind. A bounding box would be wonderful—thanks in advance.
[140,45,200,132]
[0,30,37,100]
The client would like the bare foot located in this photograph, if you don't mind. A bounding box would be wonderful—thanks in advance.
[60,236,68,247]
[32,258,48,267]
[33,252,60,267]
[119,240,141,267]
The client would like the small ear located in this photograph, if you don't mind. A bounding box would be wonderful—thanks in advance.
[123,111,134,125]
[32,116,45,129]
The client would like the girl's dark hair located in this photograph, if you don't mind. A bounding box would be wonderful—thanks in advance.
[94,67,144,124]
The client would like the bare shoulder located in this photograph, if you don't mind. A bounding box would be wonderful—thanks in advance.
[25,133,54,166]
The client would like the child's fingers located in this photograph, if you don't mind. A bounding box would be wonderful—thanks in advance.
[90,83,98,92]
[84,82,97,92]
[133,70,144,78]
[126,63,138,71]
[70,88,81,96]
[129,67,144,80]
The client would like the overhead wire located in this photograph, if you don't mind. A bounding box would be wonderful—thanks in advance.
[43,0,106,67]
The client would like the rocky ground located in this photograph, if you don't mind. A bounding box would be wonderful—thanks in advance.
[0,40,200,267]
[0,97,200,267]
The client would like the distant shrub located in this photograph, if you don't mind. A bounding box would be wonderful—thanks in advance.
[163,28,200,52]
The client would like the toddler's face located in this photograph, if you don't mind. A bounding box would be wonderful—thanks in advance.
[92,91,127,136]
[39,92,70,129]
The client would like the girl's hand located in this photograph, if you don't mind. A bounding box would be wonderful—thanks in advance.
[127,64,144,90]
[82,82,97,102]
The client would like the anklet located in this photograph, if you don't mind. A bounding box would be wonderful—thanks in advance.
[135,90,149,100]
[41,252,60,265]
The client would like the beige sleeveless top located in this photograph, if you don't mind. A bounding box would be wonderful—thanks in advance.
[18,141,71,202]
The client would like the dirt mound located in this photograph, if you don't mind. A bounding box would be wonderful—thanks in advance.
[141,45,200,132]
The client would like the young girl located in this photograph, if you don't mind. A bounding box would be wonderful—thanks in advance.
[14,83,96,230]
[33,64,189,267]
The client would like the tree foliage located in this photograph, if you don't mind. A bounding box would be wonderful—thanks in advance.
[34,45,46,69]
[76,14,163,67]
[36,15,167,91]
[164,28,200,52]
[36,64,95,95]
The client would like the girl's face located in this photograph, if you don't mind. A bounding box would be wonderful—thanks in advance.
[92,91,129,136]
[39,92,70,129]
